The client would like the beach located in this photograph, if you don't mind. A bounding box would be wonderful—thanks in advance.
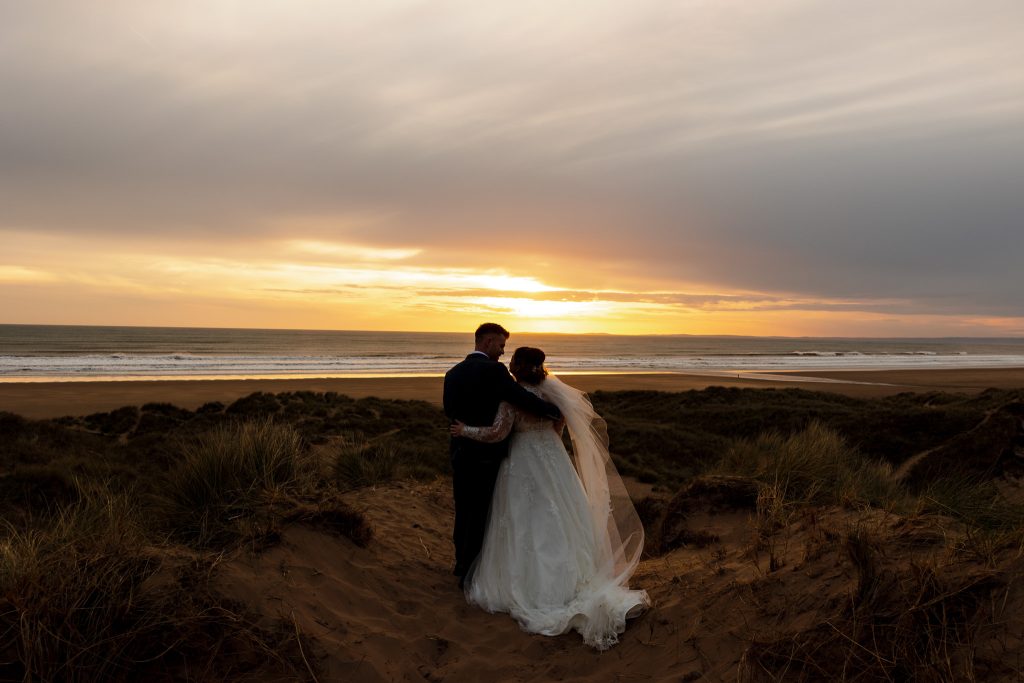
[2,367,1024,419]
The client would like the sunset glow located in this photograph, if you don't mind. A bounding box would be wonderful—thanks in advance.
[1,2,1022,336]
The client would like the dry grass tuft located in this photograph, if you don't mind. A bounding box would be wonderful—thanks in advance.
[715,422,1024,680]
[739,527,1004,682]
[716,421,904,511]
[0,486,320,682]
[333,435,402,490]
[159,419,315,546]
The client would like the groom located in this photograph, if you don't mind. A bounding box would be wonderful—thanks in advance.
[444,322,562,587]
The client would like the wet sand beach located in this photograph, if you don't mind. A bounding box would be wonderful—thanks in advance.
[1,367,1023,419]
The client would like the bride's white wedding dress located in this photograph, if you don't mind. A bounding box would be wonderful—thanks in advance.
[460,375,649,650]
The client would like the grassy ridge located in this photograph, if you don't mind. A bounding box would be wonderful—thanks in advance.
[639,412,1024,682]
[0,483,320,682]
[9,385,1019,498]
[1,385,1022,680]
[595,386,1023,485]
[0,397,384,682]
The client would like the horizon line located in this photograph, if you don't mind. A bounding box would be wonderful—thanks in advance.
[1,322,1022,341]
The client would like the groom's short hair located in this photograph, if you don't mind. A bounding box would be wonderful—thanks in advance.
[475,322,510,342]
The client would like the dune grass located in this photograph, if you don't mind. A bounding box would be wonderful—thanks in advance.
[0,418,361,682]
[710,419,1024,546]
[593,386,1023,487]
[739,525,1006,683]
[159,419,316,546]
[698,420,1024,682]
[712,421,908,532]
[0,489,159,682]
[333,435,403,490]
[917,476,1024,532]
[1,386,1022,680]
[0,485,314,683]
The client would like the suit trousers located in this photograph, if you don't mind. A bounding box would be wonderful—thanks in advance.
[450,447,503,579]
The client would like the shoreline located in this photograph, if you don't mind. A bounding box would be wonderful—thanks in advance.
[0,367,1022,419]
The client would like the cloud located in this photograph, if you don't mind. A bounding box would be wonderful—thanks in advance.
[1,1,1022,332]
[283,240,422,262]
[0,266,58,284]
[414,287,1024,318]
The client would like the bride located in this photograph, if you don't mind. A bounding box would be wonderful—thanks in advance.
[450,347,649,650]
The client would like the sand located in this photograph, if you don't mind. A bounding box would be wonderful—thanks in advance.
[216,476,1024,681]
[217,476,728,681]
[1,367,1023,419]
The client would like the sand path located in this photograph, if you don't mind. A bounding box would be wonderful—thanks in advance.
[212,478,885,682]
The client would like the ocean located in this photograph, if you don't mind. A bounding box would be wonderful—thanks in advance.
[2,324,1024,381]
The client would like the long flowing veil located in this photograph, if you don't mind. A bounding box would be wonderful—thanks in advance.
[541,374,644,585]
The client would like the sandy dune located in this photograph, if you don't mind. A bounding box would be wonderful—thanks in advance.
[4,367,1022,678]
[211,476,1021,682]
[217,478,723,681]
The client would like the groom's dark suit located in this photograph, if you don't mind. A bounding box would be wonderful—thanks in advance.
[444,352,562,582]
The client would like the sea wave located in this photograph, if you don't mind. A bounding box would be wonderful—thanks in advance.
[2,351,1024,380]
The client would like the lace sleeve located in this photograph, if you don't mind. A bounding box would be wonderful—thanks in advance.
[461,402,516,443]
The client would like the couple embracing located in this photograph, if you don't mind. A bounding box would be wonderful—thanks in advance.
[443,323,649,650]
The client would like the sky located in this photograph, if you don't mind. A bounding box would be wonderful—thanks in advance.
[1,0,1022,336]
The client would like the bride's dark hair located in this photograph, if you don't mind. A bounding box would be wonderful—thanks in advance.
[509,347,548,385]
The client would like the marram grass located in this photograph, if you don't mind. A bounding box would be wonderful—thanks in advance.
[714,420,906,511]
[159,419,313,546]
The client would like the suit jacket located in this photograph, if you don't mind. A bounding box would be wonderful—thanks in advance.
[444,353,562,462]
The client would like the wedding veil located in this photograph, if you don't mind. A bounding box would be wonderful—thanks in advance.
[541,374,645,585]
